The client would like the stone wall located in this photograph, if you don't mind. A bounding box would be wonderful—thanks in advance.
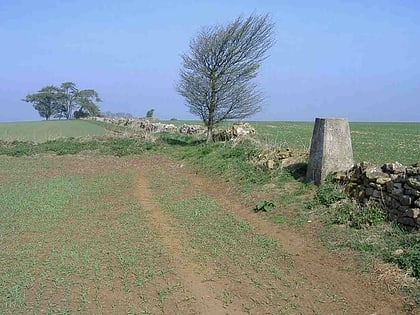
[87,116,180,133]
[341,162,420,231]
[85,117,256,139]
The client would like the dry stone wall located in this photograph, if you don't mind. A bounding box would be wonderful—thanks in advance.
[85,117,256,139]
[341,161,420,231]
[87,116,180,133]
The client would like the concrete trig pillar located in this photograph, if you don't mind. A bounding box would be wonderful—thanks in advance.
[306,118,354,185]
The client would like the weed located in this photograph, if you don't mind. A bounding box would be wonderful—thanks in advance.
[332,201,385,228]
[351,204,386,229]
[220,288,233,306]
[157,288,167,312]
[308,177,347,209]
[254,200,275,212]
[331,201,354,225]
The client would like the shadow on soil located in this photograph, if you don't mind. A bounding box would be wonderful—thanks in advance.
[160,135,206,147]
[284,162,308,182]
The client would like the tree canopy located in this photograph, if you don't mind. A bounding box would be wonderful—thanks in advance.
[60,82,78,119]
[177,14,275,142]
[22,86,63,120]
[23,82,101,120]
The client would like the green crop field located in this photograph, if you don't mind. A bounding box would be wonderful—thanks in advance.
[349,122,420,165]
[251,121,420,165]
[0,120,110,142]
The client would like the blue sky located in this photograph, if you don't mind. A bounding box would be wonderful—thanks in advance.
[1,0,419,122]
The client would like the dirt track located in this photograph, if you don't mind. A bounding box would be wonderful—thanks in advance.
[133,154,409,314]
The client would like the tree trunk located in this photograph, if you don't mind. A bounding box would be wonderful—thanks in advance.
[207,75,217,143]
[206,125,213,143]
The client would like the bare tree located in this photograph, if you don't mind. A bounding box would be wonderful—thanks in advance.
[177,14,275,142]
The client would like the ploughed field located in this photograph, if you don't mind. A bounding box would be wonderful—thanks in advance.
[0,120,419,314]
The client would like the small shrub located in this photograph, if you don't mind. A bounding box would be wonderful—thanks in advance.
[159,132,202,147]
[0,141,38,156]
[105,138,155,156]
[332,201,385,229]
[350,204,385,229]
[42,138,96,155]
[254,200,275,212]
[307,177,346,209]
[332,201,354,225]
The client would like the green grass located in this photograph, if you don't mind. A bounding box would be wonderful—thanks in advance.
[165,136,272,192]
[0,120,110,142]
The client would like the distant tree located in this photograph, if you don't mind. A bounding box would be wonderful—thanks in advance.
[59,82,78,119]
[146,109,154,118]
[23,85,63,120]
[58,83,101,119]
[177,14,274,142]
[73,89,101,118]
[73,109,89,119]
[24,82,102,120]
[54,112,66,120]
[60,82,79,119]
